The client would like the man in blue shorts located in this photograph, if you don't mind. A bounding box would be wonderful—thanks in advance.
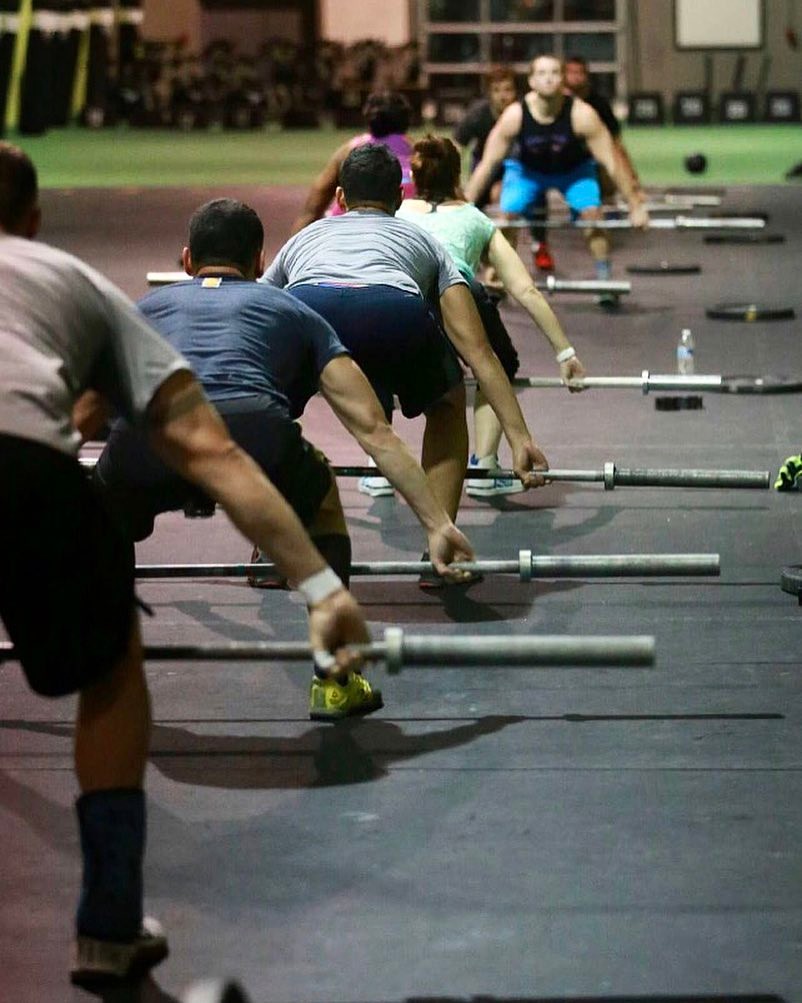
[466,54,649,306]
[96,198,475,708]
[263,143,549,554]
[0,144,371,986]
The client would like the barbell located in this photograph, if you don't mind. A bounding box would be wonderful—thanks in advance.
[0,627,657,673]
[134,551,720,582]
[340,464,769,491]
[76,455,769,490]
[144,271,631,296]
[501,370,723,393]
[495,215,766,230]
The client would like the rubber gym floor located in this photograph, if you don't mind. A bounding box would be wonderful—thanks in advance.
[1,145,802,1000]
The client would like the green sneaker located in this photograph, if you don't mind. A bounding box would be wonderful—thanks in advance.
[309,671,383,722]
[775,454,802,491]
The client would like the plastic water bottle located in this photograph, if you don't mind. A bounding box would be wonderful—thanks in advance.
[677,328,695,375]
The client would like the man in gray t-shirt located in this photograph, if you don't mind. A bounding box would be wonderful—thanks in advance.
[263,143,549,529]
[0,142,371,987]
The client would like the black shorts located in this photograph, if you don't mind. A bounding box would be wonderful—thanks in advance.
[95,398,333,542]
[289,284,464,420]
[469,278,520,382]
[0,435,135,697]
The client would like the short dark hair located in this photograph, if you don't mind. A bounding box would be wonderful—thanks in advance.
[565,54,588,68]
[0,142,38,232]
[411,135,462,203]
[339,144,402,209]
[188,198,263,272]
[362,91,410,138]
[484,65,517,90]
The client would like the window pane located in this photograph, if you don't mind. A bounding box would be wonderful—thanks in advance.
[428,0,481,21]
[562,32,615,61]
[491,33,556,62]
[564,0,616,19]
[428,34,482,62]
[490,0,555,21]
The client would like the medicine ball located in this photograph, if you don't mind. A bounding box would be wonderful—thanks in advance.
[684,153,708,174]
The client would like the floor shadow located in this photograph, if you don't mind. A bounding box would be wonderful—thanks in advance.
[2,716,525,791]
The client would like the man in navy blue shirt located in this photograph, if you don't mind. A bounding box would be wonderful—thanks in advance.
[96,198,474,721]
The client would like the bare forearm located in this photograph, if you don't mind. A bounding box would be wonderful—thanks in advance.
[466,342,531,447]
[359,426,452,534]
[172,440,327,583]
[513,286,571,353]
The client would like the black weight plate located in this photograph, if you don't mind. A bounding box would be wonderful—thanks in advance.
[627,261,701,275]
[704,233,785,244]
[721,374,802,394]
[706,210,770,222]
[780,565,802,597]
[655,395,704,410]
[706,303,796,322]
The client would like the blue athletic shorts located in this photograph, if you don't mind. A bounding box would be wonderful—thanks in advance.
[499,158,601,216]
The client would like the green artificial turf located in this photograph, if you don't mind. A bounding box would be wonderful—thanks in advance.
[10,123,802,189]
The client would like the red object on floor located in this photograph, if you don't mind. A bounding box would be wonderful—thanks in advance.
[533,242,555,272]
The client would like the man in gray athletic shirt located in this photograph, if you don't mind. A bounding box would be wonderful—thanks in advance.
[0,142,371,987]
[263,143,549,531]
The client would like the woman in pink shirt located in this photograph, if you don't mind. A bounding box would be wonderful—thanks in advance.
[290,91,416,234]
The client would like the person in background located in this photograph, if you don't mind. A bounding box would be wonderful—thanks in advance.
[290,90,416,235]
[466,55,649,309]
[397,134,586,498]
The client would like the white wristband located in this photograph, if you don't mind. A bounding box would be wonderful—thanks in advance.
[556,346,576,363]
[297,567,343,606]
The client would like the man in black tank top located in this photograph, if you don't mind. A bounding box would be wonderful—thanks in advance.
[466,55,648,306]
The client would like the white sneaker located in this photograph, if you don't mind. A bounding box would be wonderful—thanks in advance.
[358,475,394,497]
[70,916,168,987]
[465,454,523,498]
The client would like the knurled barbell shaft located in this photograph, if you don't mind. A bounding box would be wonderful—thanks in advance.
[0,630,656,670]
[134,552,719,580]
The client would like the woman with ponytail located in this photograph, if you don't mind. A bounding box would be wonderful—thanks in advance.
[397,134,587,498]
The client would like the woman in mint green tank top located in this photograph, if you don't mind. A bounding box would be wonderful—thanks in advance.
[397,136,587,496]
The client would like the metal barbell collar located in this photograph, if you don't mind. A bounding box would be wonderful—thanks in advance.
[0,629,657,674]
[134,551,720,582]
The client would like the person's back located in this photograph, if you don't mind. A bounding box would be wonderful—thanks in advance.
[265,210,461,304]
[0,235,185,455]
[138,276,343,417]
[396,201,495,281]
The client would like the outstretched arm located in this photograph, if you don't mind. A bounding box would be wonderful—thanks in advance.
[486,230,586,389]
[146,370,369,670]
[290,140,352,234]
[573,101,648,228]
[439,283,548,486]
[319,356,475,577]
